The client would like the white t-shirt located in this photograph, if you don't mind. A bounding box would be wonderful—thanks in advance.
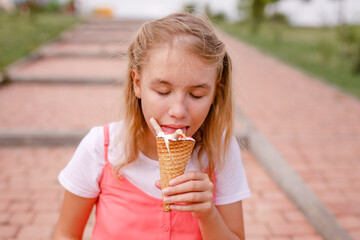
[59,122,251,205]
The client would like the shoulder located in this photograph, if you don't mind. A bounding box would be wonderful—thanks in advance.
[58,122,123,198]
[107,121,126,165]
[82,121,123,152]
[82,125,104,148]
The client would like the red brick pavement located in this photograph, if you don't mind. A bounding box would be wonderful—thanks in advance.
[221,32,360,239]
[0,147,75,240]
[37,42,128,57]
[0,84,120,130]
[7,57,127,83]
[242,151,322,240]
[60,29,136,44]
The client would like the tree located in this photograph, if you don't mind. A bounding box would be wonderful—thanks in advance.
[238,0,280,33]
[183,3,196,14]
[205,3,226,22]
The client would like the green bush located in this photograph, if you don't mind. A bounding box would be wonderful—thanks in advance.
[0,12,79,73]
[214,21,360,98]
[337,25,360,74]
[268,13,288,25]
[45,0,62,13]
[316,39,335,64]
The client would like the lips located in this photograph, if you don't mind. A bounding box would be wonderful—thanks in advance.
[161,125,188,135]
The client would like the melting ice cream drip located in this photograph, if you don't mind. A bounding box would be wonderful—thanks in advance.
[150,117,196,212]
[150,118,193,158]
[158,129,183,161]
[150,117,195,153]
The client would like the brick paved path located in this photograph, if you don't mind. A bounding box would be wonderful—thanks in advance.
[0,84,120,130]
[0,18,346,240]
[221,32,360,239]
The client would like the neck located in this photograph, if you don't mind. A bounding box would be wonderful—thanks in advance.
[139,127,158,160]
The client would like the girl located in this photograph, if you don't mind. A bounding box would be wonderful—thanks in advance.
[54,12,251,240]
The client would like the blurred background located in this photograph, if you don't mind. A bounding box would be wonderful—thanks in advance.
[1,0,360,96]
[0,1,359,240]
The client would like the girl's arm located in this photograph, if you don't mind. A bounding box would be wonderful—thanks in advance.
[53,190,97,240]
[159,171,245,240]
[198,201,245,240]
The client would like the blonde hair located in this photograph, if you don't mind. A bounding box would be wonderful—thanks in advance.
[119,12,233,175]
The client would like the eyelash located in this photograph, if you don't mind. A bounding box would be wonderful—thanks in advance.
[156,91,202,99]
[157,91,170,96]
[190,93,202,99]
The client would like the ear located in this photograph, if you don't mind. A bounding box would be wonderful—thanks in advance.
[132,70,142,99]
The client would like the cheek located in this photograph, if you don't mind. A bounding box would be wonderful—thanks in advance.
[189,99,213,124]
[140,93,167,117]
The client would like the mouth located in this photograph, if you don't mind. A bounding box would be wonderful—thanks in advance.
[161,125,189,135]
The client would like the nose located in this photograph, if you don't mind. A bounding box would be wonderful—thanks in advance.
[168,95,187,119]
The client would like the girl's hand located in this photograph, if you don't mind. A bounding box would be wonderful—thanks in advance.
[155,171,215,219]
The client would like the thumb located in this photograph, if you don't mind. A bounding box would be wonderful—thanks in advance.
[155,179,161,189]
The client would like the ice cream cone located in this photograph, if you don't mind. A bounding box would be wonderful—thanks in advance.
[156,137,195,212]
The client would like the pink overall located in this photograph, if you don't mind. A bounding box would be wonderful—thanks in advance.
[91,125,203,239]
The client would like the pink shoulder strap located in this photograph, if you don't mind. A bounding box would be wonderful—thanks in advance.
[103,125,110,164]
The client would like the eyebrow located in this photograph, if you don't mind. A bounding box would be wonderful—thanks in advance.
[151,79,171,85]
[151,78,211,89]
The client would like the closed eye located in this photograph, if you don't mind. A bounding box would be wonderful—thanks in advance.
[190,93,203,99]
[157,91,170,96]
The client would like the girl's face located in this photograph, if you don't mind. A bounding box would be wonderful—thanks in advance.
[133,44,217,149]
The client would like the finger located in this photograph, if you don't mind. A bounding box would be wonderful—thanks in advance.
[170,202,213,213]
[163,179,213,196]
[163,192,213,204]
[170,171,208,186]
[154,179,161,189]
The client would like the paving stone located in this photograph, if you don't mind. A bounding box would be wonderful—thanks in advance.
[33,212,59,225]
[16,225,53,240]
[0,84,121,130]
[0,212,10,225]
[242,151,321,240]
[0,147,73,239]
[284,210,308,223]
[9,213,34,225]
[338,215,360,230]
[268,221,315,236]
[60,29,136,44]
[8,202,32,213]
[37,42,128,57]
[79,19,144,31]
[351,230,360,240]
[7,57,127,83]
[0,226,18,238]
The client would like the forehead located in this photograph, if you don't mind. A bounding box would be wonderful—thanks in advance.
[142,45,217,86]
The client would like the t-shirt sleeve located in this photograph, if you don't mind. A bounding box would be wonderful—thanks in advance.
[214,136,251,205]
[58,127,104,198]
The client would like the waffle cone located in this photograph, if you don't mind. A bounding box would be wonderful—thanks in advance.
[156,137,195,212]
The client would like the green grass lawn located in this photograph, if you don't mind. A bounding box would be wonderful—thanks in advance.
[215,21,360,98]
[0,12,79,73]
